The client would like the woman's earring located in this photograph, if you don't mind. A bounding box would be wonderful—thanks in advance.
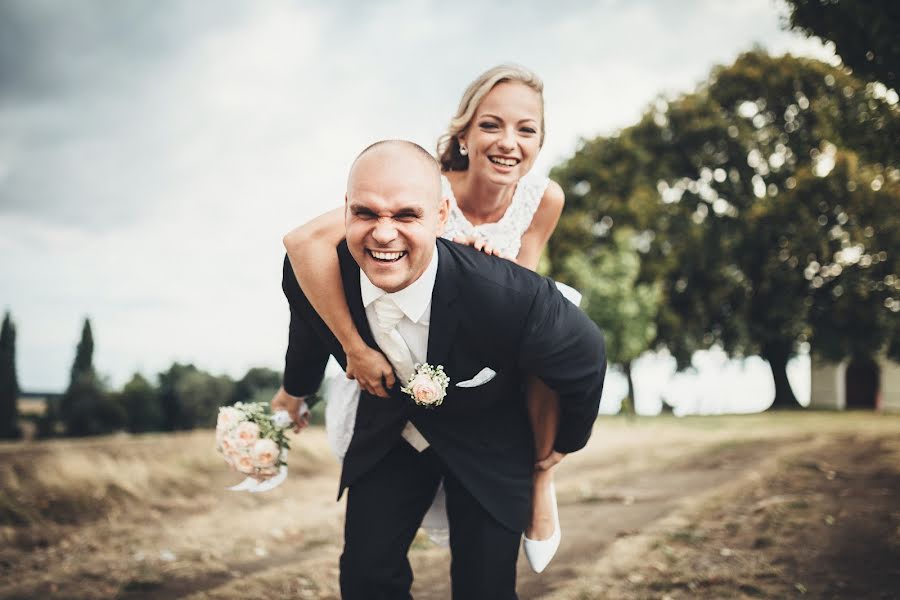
[459,144,468,156]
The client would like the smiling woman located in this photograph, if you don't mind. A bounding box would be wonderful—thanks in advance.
[443,80,544,224]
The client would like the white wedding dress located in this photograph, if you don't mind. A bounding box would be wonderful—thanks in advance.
[324,171,581,542]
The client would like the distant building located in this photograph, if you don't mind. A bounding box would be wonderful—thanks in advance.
[809,354,900,411]
[14,391,63,440]
[16,390,62,417]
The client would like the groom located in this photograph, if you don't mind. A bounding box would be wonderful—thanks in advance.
[274,140,606,599]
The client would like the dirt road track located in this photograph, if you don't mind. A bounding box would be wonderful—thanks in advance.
[4,416,898,600]
[412,438,803,599]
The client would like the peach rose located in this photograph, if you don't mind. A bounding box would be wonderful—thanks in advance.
[234,422,260,447]
[409,373,444,406]
[236,454,255,474]
[217,407,241,430]
[251,439,280,469]
[221,435,235,452]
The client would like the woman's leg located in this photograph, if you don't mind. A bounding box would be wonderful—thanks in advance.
[525,375,560,540]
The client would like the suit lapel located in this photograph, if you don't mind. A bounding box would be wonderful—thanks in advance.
[338,241,378,349]
[426,241,461,368]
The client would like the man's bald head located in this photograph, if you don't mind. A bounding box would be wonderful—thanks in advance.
[347,140,442,205]
[343,139,449,293]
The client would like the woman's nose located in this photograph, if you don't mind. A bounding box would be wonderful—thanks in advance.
[498,128,515,151]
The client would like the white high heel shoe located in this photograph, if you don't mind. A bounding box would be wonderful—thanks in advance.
[523,480,560,573]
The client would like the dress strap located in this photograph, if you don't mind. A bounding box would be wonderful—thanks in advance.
[504,172,550,240]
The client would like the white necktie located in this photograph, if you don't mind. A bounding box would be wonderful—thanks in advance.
[370,295,429,451]
[371,296,415,383]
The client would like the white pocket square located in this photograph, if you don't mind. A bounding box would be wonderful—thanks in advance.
[455,367,496,388]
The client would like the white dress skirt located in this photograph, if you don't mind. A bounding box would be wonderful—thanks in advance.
[324,172,582,542]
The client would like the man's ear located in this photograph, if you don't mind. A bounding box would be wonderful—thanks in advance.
[435,196,450,236]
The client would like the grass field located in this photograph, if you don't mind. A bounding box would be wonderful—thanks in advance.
[1,412,898,599]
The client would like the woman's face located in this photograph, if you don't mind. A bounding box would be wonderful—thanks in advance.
[459,81,543,186]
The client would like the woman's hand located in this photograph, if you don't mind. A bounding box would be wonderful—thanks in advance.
[452,235,512,261]
[535,450,566,471]
[345,341,396,398]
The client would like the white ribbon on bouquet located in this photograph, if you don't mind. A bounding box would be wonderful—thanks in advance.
[226,464,288,493]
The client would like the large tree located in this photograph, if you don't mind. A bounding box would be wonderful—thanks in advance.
[176,370,234,429]
[782,0,900,90]
[231,367,282,406]
[158,362,199,431]
[119,373,162,433]
[158,363,235,430]
[0,311,20,439]
[550,50,900,408]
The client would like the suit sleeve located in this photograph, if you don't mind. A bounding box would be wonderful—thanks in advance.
[518,278,606,454]
[282,255,331,402]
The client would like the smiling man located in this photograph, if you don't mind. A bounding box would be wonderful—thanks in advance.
[274,139,606,599]
[344,141,448,293]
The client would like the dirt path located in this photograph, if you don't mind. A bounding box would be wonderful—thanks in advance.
[411,438,804,599]
[541,432,900,599]
[2,416,898,600]
[128,436,809,600]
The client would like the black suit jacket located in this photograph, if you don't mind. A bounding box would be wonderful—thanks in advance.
[282,238,606,531]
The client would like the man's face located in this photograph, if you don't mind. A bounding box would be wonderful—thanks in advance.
[345,147,448,293]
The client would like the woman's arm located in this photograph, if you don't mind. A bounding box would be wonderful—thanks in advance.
[515,180,565,271]
[283,208,395,397]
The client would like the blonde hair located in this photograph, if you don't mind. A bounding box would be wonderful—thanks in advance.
[436,64,545,172]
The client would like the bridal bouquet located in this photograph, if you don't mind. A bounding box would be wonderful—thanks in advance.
[215,402,293,493]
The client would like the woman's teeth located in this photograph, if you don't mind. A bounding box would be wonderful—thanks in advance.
[489,157,518,167]
[371,250,406,262]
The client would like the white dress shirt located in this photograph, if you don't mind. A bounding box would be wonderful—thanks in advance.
[359,247,439,451]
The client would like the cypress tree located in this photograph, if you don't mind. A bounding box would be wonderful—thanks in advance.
[60,317,122,436]
[71,318,94,381]
[0,311,20,439]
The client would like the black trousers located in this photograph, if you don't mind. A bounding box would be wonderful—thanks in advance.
[340,441,520,600]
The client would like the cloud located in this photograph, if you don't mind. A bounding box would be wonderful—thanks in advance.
[0,0,834,390]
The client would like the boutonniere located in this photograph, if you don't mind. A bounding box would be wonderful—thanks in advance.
[402,363,450,408]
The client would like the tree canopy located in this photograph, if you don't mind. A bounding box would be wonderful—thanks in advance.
[549,49,900,408]
[782,0,900,90]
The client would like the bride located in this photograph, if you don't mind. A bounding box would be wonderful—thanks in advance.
[283,64,576,573]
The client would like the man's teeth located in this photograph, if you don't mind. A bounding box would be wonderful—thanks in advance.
[490,157,518,167]
[371,250,405,261]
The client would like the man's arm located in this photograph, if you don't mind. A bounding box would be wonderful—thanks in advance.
[281,255,331,405]
[518,278,607,454]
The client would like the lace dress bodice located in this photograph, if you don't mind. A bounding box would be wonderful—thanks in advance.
[441,171,550,259]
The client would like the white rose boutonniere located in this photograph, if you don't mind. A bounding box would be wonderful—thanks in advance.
[402,363,450,408]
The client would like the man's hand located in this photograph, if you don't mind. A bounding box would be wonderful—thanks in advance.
[345,341,396,398]
[271,386,310,433]
[535,450,566,471]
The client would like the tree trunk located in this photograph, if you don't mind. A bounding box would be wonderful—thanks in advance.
[762,344,800,410]
[620,361,636,416]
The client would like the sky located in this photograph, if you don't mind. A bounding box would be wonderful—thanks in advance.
[0,0,834,409]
